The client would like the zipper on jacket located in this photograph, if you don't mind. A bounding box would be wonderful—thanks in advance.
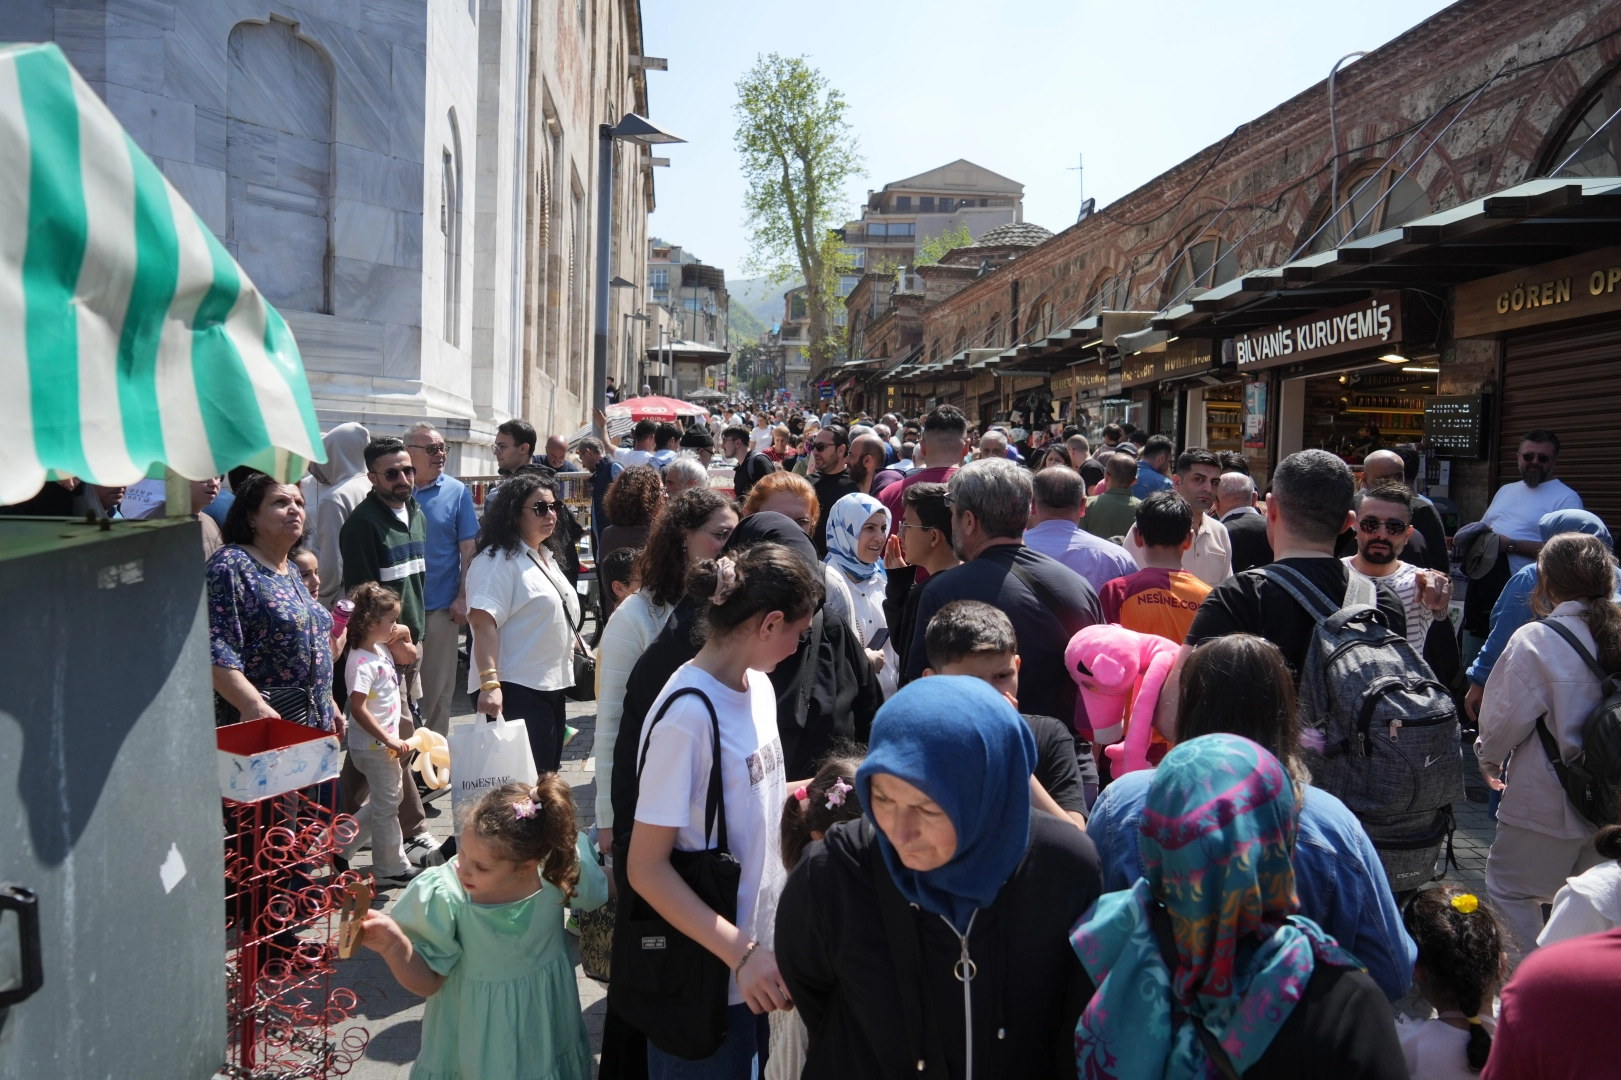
[944,911,979,1080]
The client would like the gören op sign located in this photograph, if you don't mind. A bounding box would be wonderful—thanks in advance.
[1233,292,1403,372]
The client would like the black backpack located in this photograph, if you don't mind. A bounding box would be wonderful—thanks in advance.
[1532,618,1621,828]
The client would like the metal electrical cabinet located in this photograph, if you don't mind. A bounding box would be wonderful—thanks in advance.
[0,517,224,1078]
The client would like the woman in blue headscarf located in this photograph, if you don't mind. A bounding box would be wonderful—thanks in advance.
[824,491,898,697]
[775,676,1103,1079]
[1071,733,1405,1080]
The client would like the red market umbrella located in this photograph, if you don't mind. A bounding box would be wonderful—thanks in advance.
[607,396,709,423]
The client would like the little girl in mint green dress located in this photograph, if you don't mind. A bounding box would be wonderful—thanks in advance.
[360,779,607,1080]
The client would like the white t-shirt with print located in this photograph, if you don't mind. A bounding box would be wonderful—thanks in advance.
[634,662,787,1006]
[346,646,402,748]
[1344,558,1433,649]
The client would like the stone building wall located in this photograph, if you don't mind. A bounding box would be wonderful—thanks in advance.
[5,0,655,472]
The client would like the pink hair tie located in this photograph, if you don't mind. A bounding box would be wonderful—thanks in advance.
[825,778,853,810]
[793,786,809,804]
[512,798,537,820]
[711,556,740,605]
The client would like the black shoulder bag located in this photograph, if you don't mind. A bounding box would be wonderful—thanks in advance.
[529,547,596,702]
[608,687,741,1060]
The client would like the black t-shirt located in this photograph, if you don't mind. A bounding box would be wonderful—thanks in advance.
[1185,557,1406,680]
[733,451,776,501]
[1080,457,1105,490]
[1025,713,1087,815]
[811,469,859,558]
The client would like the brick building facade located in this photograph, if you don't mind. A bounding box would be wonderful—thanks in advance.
[862,0,1621,531]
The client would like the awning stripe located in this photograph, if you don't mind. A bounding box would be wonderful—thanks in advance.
[0,42,325,505]
[19,44,88,481]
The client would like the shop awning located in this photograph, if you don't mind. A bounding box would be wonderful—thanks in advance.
[0,43,324,506]
[1154,176,1621,337]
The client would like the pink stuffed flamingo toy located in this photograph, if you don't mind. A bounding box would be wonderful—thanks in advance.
[1065,624,1180,775]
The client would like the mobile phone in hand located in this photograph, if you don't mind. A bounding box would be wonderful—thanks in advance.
[867,627,889,650]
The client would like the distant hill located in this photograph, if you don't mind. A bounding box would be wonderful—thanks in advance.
[730,274,800,329]
[729,302,769,344]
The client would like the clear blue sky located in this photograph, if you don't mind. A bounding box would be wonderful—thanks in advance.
[639,0,1454,285]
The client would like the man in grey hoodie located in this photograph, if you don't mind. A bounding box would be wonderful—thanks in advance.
[302,422,372,609]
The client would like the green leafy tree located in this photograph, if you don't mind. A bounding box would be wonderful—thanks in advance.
[914,222,974,266]
[734,54,861,378]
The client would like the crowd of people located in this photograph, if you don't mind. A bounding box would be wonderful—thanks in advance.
[11,393,1618,1079]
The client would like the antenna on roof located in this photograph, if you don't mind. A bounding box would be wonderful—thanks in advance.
[1067,152,1088,222]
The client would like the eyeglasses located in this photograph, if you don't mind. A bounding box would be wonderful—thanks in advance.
[1520,451,1554,464]
[409,442,447,456]
[530,501,559,517]
[898,522,938,533]
[1358,516,1409,536]
[379,466,417,481]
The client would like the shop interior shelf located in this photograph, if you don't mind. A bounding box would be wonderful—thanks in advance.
[1343,407,1425,415]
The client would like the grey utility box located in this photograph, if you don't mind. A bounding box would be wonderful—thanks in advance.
[0,517,224,1078]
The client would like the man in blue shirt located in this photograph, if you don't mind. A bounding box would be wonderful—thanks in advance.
[1131,434,1175,499]
[577,434,621,545]
[406,424,480,740]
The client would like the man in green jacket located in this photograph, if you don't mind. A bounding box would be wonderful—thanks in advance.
[1083,451,1143,544]
[340,437,427,646]
[338,436,439,868]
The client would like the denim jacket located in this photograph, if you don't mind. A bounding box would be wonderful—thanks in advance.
[1085,769,1416,1000]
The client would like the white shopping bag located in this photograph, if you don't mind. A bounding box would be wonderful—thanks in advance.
[449,713,538,824]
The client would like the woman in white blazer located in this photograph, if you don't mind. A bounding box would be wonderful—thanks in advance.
[1478,532,1621,959]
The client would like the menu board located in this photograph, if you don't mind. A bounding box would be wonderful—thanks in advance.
[1424,395,1484,457]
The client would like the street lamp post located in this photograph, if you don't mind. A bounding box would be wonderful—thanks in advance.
[594,114,684,438]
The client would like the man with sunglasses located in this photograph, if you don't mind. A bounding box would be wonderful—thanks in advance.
[809,424,857,558]
[1482,429,1583,574]
[1342,481,1452,651]
[406,424,478,740]
[340,437,428,653]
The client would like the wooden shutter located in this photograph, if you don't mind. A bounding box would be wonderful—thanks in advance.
[1500,321,1621,534]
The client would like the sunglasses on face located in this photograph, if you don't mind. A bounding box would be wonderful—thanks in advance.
[379,466,417,481]
[1358,516,1409,536]
[530,500,558,517]
[409,442,447,456]
[1520,452,1554,464]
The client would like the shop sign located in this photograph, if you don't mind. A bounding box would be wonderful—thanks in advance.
[1059,363,1108,400]
[1233,292,1402,372]
[1121,355,1159,387]
[1424,395,1485,458]
[1161,338,1215,377]
[1453,245,1621,338]
[967,372,996,398]
[1106,356,1123,395]
[1243,381,1268,449]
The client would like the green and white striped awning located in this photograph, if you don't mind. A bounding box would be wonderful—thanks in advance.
[0,42,324,506]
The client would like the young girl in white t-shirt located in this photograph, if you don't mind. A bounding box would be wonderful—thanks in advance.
[628,541,825,1079]
[338,582,419,888]
[1397,885,1507,1079]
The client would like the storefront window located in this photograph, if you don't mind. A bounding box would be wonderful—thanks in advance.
[1308,165,1433,253]
[1293,364,1438,462]
[1545,69,1621,176]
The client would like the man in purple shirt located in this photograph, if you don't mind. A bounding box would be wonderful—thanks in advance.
[1023,466,1137,594]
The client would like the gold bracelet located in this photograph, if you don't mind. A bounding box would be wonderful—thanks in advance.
[480,679,501,692]
[479,666,499,677]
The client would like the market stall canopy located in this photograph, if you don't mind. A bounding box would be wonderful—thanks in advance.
[0,43,324,506]
[606,395,710,422]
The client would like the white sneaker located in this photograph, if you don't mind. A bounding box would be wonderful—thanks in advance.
[404,835,445,868]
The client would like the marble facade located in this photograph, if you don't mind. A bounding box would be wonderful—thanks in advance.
[7,0,656,471]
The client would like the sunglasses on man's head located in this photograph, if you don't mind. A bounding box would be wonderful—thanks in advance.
[379,466,416,481]
[1358,516,1409,536]
[530,501,558,517]
[1520,452,1554,464]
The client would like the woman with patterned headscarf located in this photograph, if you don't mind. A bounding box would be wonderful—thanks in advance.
[1071,733,1405,1079]
[824,492,897,696]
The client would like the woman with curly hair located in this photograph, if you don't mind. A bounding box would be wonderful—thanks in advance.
[465,473,580,771]
[593,488,739,852]
[599,465,664,566]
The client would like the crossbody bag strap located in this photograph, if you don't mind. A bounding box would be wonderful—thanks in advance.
[1147,905,1244,1080]
[872,841,950,1080]
[1540,617,1616,686]
[634,686,728,853]
[528,547,584,640]
[1256,563,1340,624]
[1003,555,1087,638]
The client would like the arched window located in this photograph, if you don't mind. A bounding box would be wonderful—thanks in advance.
[983,315,1001,348]
[441,110,464,347]
[952,327,967,355]
[226,19,333,313]
[1307,163,1432,253]
[1041,300,1053,337]
[1544,64,1621,176]
[1084,270,1133,316]
[1166,233,1238,302]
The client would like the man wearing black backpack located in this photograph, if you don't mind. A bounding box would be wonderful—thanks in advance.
[1158,450,1464,895]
